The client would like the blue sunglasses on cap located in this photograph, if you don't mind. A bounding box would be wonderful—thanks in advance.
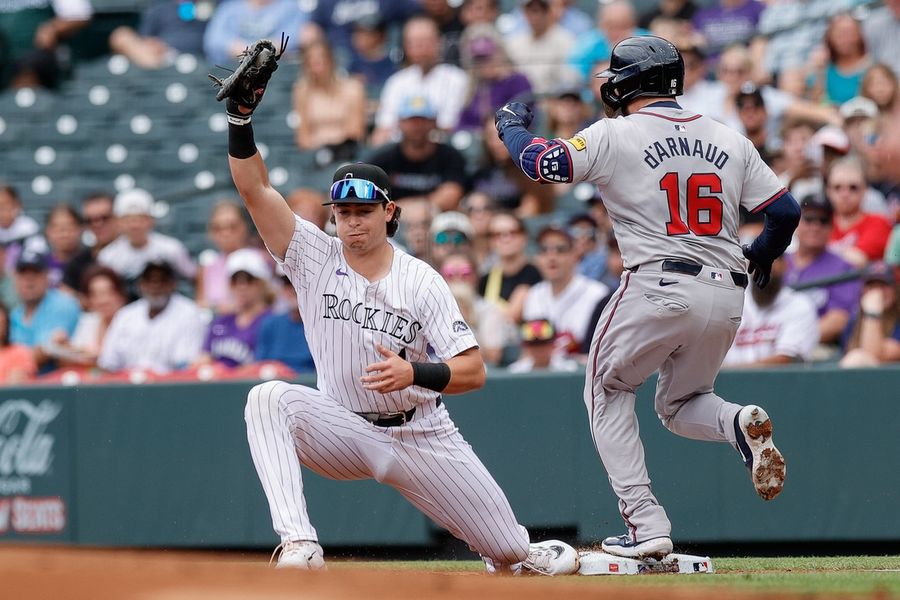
[329,178,390,203]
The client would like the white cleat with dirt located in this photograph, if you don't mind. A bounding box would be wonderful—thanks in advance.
[522,540,580,575]
[735,405,786,501]
[271,540,326,570]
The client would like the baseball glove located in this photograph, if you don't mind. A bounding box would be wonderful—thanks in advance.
[208,33,289,123]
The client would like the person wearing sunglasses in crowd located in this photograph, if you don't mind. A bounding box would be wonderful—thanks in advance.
[62,193,119,298]
[477,211,542,324]
[222,73,578,574]
[826,156,893,268]
[507,318,580,373]
[429,211,475,269]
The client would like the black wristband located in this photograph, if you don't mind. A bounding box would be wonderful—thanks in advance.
[228,121,257,159]
[411,362,451,392]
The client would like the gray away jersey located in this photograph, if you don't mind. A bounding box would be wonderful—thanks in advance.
[276,215,478,413]
[560,105,786,272]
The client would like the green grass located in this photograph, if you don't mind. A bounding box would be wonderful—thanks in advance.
[343,556,900,596]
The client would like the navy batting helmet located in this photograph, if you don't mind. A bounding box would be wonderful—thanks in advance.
[597,36,684,113]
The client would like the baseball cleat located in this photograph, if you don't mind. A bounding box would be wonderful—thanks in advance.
[270,540,326,570]
[735,405,786,501]
[601,534,673,560]
[523,540,580,575]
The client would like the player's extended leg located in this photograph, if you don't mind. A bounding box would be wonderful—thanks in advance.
[654,275,785,501]
[383,401,531,568]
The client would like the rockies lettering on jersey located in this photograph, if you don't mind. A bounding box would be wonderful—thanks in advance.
[321,293,423,344]
[642,137,730,170]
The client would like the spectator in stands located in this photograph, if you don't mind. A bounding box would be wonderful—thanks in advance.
[723,257,819,367]
[0,0,91,89]
[0,302,36,383]
[196,249,272,369]
[456,23,532,131]
[197,200,261,314]
[460,192,496,272]
[804,13,870,106]
[840,262,900,366]
[421,0,465,65]
[98,260,206,374]
[639,0,697,31]
[286,188,330,231]
[578,232,626,354]
[0,246,18,310]
[886,225,900,266]
[827,156,893,267]
[439,251,511,366]
[49,266,127,368]
[396,197,434,262]
[347,15,396,95]
[840,96,879,163]
[108,0,210,70]
[371,16,469,145]
[503,0,592,36]
[506,0,576,95]
[98,188,196,287]
[545,86,591,141]
[478,211,541,323]
[202,0,306,66]
[568,0,641,81]
[507,318,580,373]
[680,45,839,146]
[777,118,819,193]
[736,83,776,165]
[862,0,900,80]
[460,0,499,27]
[860,63,899,118]
[303,0,419,69]
[255,275,315,373]
[691,0,763,60]
[43,204,82,290]
[470,114,554,215]
[293,40,366,162]
[785,195,862,346]
[567,213,607,283]
[522,225,609,357]
[430,211,474,268]
[369,95,467,210]
[10,249,80,372]
[62,192,118,297]
[0,184,40,272]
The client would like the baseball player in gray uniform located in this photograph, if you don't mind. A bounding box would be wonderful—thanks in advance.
[495,36,799,559]
[218,44,578,575]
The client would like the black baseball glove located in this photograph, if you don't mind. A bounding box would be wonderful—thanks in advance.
[742,244,772,288]
[208,34,289,123]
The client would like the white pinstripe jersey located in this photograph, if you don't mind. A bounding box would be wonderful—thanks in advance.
[559,104,786,272]
[277,215,478,413]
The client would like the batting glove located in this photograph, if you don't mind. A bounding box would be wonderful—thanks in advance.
[494,102,534,141]
[742,244,773,288]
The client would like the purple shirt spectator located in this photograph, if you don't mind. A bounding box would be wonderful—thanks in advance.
[457,73,532,131]
[692,0,764,57]
[784,250,862,317]
[203,310,271,368]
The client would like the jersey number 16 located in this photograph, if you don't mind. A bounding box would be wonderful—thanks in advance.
[659,172,723,237]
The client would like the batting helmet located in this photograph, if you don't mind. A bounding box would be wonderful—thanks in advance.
[597,36,684,113]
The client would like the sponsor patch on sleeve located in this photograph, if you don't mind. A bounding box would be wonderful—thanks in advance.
[566,134,587,151]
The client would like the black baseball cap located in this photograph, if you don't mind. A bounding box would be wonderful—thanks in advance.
[15,248,49,272]
[139,259,176,279]
[799,194,833,217]
[324,163,392,205]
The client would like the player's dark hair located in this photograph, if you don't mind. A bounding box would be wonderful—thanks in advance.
[387,202,401,237]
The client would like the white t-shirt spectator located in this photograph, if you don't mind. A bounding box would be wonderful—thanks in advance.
[505,24,575,96]
[679,80,793,145]
[723,287,818,366]
[375,64,469,133]
[97,232,197,281]
[98,294,206,373]
[523,274,609,354]
[507,353,581,373]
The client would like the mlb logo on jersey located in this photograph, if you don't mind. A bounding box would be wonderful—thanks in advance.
[709,271,725,281]
[674,124,687,132]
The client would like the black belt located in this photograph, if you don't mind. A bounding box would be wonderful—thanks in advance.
[356,397,442,427]
[630,260,748,288]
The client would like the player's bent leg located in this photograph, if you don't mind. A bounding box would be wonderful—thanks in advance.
[658,391,742,443]
[245,380,320,546]
[386,405,530,567]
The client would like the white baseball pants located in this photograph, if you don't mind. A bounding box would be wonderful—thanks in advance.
[245,380,530,564]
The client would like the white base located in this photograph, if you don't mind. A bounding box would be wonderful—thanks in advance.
[577,551,714,575]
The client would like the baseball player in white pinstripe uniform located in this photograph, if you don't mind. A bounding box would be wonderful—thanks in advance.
[220,51,578,574]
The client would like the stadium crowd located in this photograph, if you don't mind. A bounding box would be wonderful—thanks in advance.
[1,0,899,385]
